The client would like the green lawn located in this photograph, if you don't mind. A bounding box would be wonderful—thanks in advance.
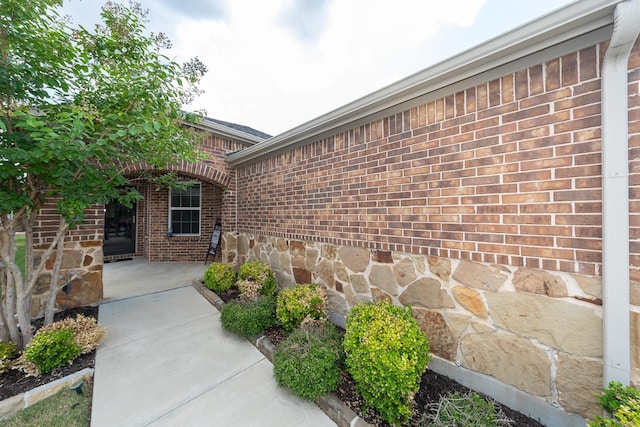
[15,233,26,278]
[2,384,92,427]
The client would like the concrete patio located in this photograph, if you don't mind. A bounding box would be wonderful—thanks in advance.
[91,258,336,426]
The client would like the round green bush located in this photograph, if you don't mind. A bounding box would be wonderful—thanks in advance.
[344,301,431,426]
[204,262,236,293]
[220,295,276,337]
[237,260,276,297]
[273,322,343,401]
[25,328,81,374]
[276,283,326,332]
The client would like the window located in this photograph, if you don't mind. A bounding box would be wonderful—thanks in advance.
[169,183,201,235]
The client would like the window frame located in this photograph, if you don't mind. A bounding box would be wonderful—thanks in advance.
[168,182,202,236]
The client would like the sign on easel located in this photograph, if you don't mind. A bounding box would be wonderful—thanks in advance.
[205,218,222,264]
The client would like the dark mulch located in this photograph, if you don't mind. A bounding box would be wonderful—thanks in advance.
[0,306,99,401]
[263,325,545,427]
[218,287,241,303]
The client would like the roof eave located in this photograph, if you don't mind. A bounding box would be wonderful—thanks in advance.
[187,117,267,145]
[227,0,621,167]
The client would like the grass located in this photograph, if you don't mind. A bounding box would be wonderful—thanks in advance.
[421,391,513,427]
[15,232,26,278]
[2,381,92,427]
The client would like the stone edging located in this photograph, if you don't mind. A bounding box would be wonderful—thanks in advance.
[192,280,369,427]
[0,367,94,421]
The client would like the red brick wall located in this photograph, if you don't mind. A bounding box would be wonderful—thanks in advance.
[122,133,251,261]
[235,39,640,276]
[142,179,224,262]
[34,202,104,246]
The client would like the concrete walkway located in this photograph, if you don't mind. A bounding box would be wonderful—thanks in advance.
[92,258,336,426]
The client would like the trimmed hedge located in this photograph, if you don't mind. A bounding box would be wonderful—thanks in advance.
[24,328,81,374]
[273,322,343,401]
[204,262,236,293]
[220,295,276,337]
[344,301,430,425]
[276,283,326,332]
[237,260,276,297]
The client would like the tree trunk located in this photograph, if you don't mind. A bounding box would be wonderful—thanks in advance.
[44,219,67,325]
[0,300,10,343]
[13,213,69,348]
[0,217,23,347]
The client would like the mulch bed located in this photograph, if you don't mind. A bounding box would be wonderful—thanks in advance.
[263,323,545,427]
[220,289,544,425]
[0,306,99,401]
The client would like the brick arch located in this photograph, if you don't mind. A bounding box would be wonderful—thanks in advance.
[123,160,232,188]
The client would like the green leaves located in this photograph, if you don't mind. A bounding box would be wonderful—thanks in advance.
[344,301,431,426]
[1,0,206,225]
[24,328,81,374]
[276,284,327,332]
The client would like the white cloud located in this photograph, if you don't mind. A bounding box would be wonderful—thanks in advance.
[62,0,573,136]
[178,0,487,135]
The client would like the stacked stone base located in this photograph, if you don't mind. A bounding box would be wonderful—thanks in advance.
[32,240,103,318]
[223,231,640,422]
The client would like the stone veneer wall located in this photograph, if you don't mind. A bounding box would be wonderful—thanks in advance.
[223,232,640,421]
[31,202,105,317]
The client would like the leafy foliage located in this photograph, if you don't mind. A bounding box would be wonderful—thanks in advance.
[24,328,81,374]
[421,391,514,426]
[204,262,236,293]
[588,381,640,427]
[237,260,277,297]
[276,283,327,332]
[0,341,17,373]
[220,296,277,337]
[36,314,107,354]
[0,0,206,348]
[343,301,431,426]
[273,322,343,401]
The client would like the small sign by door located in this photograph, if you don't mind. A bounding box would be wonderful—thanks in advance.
[205,218,222,264]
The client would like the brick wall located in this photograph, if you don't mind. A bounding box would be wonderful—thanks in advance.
[30,126,253,312]
[235,39,640,277]
[34,202,104,246]
[122,132,250,261]
[142,179,224,262]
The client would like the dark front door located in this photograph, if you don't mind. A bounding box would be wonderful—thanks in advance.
[104,201,136,257]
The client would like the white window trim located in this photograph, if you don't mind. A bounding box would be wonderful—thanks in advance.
[168,182,201,236]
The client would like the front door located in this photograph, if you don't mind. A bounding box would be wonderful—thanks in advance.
[104,201,136,258]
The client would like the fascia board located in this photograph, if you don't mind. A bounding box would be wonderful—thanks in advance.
[228,0,622,167]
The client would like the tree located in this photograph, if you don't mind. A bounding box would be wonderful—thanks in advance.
[0,0,207,348]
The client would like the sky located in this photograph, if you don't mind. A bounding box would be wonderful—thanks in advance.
[62,0,575,137]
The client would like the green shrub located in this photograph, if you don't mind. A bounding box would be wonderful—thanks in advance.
[237,260,276,297]
[220,295,276,337]
[0,341,17,373]
[276,283,327,332]
[24,328,81,374]
[204,262,236,293]
[273,322,343,401]
[344,301,431,426]
[421,391,514,426]
[588,381,640,427]
[37,314,106,354]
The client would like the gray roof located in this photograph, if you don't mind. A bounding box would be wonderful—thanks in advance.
[204,117,272,140]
